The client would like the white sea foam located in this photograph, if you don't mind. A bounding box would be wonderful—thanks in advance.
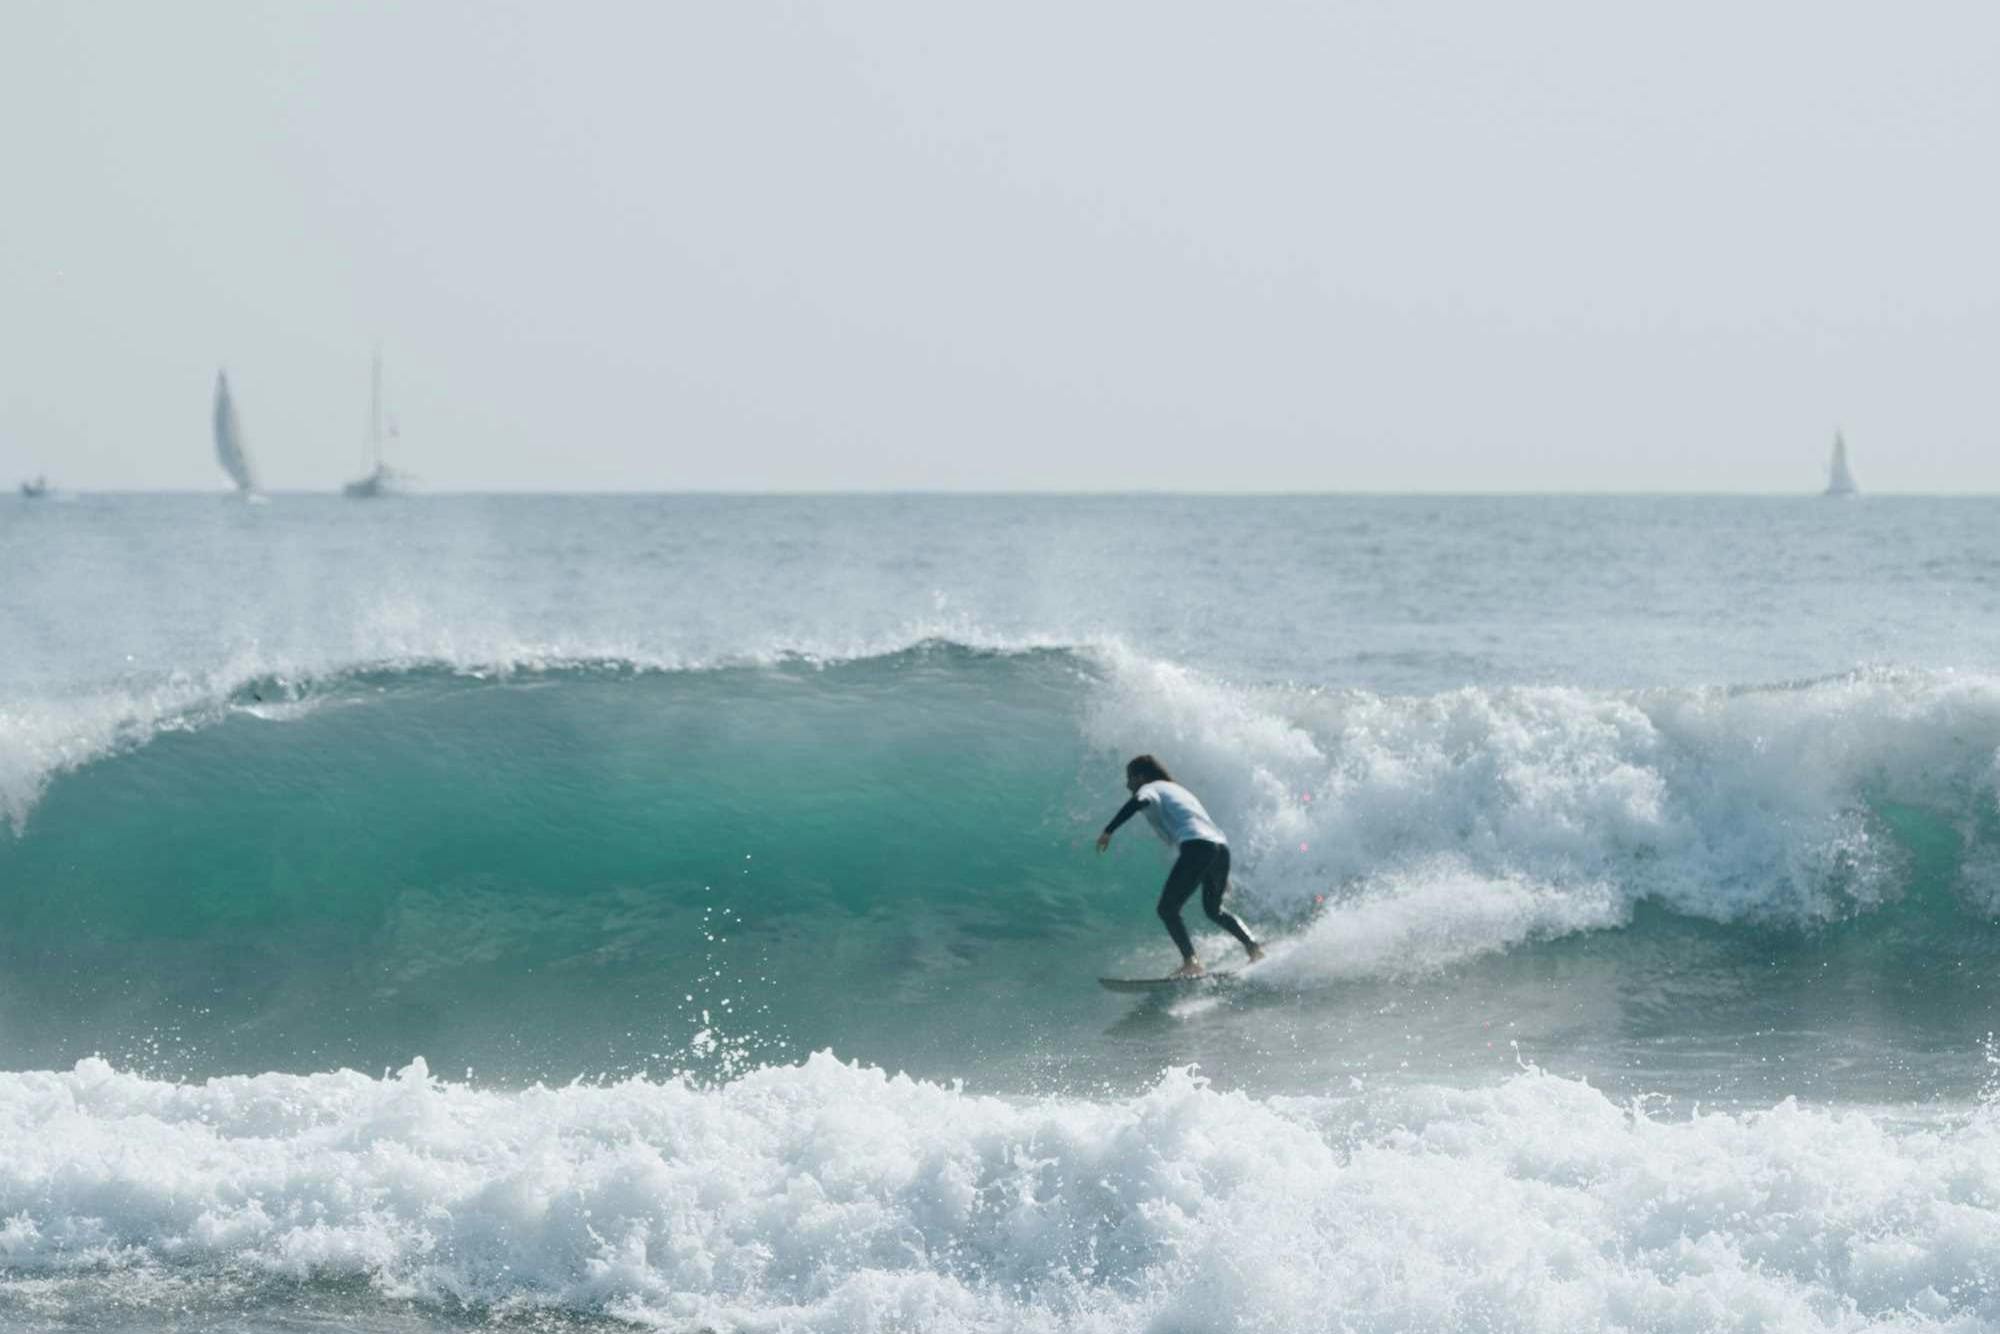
[2,1055,1997,1331]
[1255,863,1628,983]
[1086,652,2000,946]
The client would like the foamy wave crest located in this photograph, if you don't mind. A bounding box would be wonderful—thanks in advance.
[1088,655,2000,945]
[4,1056,1999,1331]
[0,677,243,833]
[0,625,1092,831]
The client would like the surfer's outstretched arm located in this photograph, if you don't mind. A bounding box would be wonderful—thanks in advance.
[1095,796,1146,852]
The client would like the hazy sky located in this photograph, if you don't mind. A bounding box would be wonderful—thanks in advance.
[3,2,1996,492]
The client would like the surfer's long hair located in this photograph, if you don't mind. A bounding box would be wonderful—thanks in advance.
[1125,754,1173,785]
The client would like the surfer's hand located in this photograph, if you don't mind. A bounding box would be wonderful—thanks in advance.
[1095,832,1111,854]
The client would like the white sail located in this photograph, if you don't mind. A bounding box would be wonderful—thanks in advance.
[1824,431,1857,497]
[212,370,260,495]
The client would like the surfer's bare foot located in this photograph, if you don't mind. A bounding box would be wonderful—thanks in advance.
[1169,959,1205,980]
[1246,943,1266,963]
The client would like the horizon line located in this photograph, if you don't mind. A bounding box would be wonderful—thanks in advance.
[15,487,2000,500]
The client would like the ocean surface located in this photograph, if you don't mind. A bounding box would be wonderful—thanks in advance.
[5,493,2000,1332]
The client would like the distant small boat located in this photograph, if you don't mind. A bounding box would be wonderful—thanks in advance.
[213,370,265,500]
[18,475,50,499]
[1824,431,1857,497]
[342,348,404,498]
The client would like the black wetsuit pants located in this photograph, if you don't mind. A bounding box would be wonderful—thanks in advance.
[1157,839,1257,959]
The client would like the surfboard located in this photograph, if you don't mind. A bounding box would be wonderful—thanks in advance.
[1098,972,1234,992]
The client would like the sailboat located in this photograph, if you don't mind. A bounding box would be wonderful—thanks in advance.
[342,349,402,498]
[1824,431,1858,497]
[18,476,51,499]
[212,370,265,500]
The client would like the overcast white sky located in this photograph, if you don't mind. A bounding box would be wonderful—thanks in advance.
[3,2,1995,492]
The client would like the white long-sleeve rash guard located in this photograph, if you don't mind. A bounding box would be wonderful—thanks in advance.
[1102,780,1228,848]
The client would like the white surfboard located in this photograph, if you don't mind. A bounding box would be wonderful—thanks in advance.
[1098,971,1235,992]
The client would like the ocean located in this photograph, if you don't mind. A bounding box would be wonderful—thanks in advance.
[4,493,2000,1332]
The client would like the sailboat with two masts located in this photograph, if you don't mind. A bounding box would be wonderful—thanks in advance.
[212,370,266,501]
[1824,431,1858,497]
[343,348,403,498]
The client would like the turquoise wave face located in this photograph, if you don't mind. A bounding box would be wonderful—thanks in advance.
[0,646,1132,1080]
[8,644,2000,1098]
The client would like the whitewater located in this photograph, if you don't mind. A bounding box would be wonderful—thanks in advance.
[6,493,2000,1332]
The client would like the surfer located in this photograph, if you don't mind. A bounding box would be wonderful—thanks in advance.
[1096,755,1264,979]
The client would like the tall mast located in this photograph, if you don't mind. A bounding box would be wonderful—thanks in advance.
[369,346,385,469]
